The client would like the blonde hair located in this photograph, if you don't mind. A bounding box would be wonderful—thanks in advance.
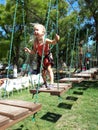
[31,23,46,34]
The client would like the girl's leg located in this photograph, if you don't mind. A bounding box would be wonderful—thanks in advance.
[42,69,47,85]
[47,65,54,84]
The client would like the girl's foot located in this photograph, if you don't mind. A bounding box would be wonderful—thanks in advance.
[47,84,54,90]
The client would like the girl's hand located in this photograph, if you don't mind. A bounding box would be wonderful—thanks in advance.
[55,34,60,42]
[24,47,29,52]
[0,79,4,86]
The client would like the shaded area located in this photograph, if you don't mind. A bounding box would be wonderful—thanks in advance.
[11,124,29,130]
[73,91,83,95]
[57,102,72,109]
[74,81,98,89]
[66,96,78,101]
[78,87,88,90]
[41,112,62,123]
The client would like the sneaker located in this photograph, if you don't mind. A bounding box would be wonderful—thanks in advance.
[47,84,54,90]
[41,82,47,88]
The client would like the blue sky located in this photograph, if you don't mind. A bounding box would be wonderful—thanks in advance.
[0,0,6,35]
[0,0,6,5]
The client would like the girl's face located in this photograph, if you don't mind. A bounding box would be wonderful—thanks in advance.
[34,25,44,38]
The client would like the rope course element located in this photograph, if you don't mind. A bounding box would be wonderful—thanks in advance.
[29,0,72,97]
[0,1,42,129]
[4,0,18,97]
[33,0,52,103]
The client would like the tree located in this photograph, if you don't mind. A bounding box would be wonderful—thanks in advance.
[75,0,98,63]
[0,0,49,68]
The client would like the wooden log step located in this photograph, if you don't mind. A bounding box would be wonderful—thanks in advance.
[0,104,29,120]
[0,115,9,127]
[81,70,96,74]
[0,100,41,111]
[59,77,84,83]
[90,68,98,73]
[0,100,42,130]
[73,73,93,78]
[53,83,72,88]
[30,83,72,96]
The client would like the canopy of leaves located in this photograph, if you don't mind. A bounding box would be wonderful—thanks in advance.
[0,0,98,68]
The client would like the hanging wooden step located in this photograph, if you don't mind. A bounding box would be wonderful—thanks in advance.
[59,77,84,83]
[30,83,72,96]
[81,70,97,78]
[73,73,94,79]
[0,104,29,120]
[0,100,42,130]
[0,115,9,127]
[90,68,98,74]
[0,100,41,111]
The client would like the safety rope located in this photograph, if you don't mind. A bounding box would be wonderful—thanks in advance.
[70,16,79,73]
[34,0,52,103]
[35,0,60,102]
[66,32,70,67]
[21,0,31,76]
[55,0,60,89]
[4,0,18,97]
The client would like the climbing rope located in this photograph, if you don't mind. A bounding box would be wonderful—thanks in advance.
[4,0,18,97]
[55,0,60,89]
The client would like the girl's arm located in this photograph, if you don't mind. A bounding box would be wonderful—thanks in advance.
[24,40,37,54]
[0,79,4,86]
[24,47,35,54]
[46,34,60,45]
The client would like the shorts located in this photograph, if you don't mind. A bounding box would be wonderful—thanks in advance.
[37,52,54,73]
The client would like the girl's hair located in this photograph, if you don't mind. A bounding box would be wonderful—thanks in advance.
[33,23,46,34]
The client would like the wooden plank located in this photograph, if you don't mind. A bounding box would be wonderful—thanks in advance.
[0,100,41,111]
[81,70,96,74]
[0,99,42,130]
[0,110,41,130]
[0,100,42,130]
[53,83,72,88]
[0,104,29,120]
[59,77,84,83]
[90,68,98,73]
[73,73,93,78]
[30,83,72,96]
[0,115,9,127]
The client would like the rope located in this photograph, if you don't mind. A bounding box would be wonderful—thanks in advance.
[21,0,36,94]
[68,27,77,77]
[66,32,70,67]
[4,0,18,97]
[21,0,27,46]
[34,0,52,103]
[65,16,80,78]
[55,0,60,89]
[21,0,30,73]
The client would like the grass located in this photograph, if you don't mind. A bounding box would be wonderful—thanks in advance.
[4,80,98,130]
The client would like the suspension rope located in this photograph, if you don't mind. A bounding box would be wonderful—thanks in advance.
[34,0,52,103]
[21,0,26,46]
[4,0,18,97]
[21,0,30,72]
[66,32,70,67]
[70,17,80,72]
[55,0,60,89]
[35,0,60,101]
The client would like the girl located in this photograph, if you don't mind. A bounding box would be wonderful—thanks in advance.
[24,23,60,89]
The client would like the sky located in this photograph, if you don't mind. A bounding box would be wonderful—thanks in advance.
[0,0,6,5]
[0,0,6,35]
[66,0,79,13]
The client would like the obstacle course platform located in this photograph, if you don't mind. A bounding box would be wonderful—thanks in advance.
[30,83,72,96]
[59,77,84,83]
[0,100,42,130]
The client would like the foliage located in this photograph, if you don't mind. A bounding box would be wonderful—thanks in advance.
[0,0,98,69]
